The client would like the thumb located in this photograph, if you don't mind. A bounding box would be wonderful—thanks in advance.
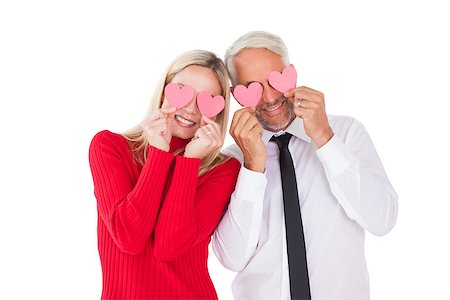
[166,112,175,122]
[164,115,174,137]
[284,89,295,98]
[200,115,209,127]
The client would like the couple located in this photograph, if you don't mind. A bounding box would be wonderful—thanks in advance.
[89,31,398,300]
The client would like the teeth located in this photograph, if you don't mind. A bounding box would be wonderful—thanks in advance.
[175,115,194,126]
[266,101,283,112]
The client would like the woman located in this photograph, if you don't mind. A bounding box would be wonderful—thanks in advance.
[89,50,240,299]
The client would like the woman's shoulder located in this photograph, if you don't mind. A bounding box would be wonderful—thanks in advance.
[208,156,241,176]
[223,156,241,169]
[89,130,130,154]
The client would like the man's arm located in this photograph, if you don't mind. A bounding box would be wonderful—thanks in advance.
[212,108,268,271]
[286,86,397,234]
[317,117,398,235]
[212,166,266,271]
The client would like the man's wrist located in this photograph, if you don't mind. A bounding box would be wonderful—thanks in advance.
[313,126,334,149]
[244,159,265,173]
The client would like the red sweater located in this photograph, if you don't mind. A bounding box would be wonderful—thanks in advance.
[89,130,240,299]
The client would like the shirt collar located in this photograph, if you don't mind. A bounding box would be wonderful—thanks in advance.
[262,117,311,145]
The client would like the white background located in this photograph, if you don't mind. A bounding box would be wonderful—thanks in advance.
[1,0,449,299]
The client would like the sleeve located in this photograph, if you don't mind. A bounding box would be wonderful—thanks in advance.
[88,131,175,254]
[152,157,241,261]
[212,166,267,272]
[316,119,398,235]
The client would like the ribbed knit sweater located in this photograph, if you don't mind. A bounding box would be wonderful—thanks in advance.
[88,130,240,299]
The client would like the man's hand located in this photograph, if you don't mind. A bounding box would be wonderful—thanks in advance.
[285,86,334,148]
[229,108,266,173]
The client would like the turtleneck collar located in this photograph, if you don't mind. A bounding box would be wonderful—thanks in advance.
[169,136,191,153]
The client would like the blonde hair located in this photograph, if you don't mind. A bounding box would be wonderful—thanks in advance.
[122,50,231,176]
[225,31,290,85]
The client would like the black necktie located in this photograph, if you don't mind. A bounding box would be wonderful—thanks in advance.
[270,133,311,300]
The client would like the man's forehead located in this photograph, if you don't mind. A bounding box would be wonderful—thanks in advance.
[234,48,285,83]
[234,48,283,65]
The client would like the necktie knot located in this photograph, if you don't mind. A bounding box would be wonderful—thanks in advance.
[270,133,292,149]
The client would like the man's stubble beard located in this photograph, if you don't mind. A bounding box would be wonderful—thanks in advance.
[256,97,295,132]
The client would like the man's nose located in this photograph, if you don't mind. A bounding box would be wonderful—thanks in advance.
[261,83,281,104]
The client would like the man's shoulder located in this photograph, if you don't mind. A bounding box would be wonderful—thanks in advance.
[222,143,245,163]
[328,114,365,132]
[328,114,358,124]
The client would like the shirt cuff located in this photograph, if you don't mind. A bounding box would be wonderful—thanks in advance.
[316,135,357,178]
[234,165,267,203]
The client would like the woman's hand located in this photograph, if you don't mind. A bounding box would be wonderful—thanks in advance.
[184,116,223,159]
[142,106,177,152]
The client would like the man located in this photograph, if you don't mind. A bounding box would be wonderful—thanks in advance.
[212,31,398,300]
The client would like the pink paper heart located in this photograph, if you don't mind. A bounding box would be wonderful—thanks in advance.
[268,65,297,93]
[197,91,225,118]
[232,82,263,108]
[164,83,195,109]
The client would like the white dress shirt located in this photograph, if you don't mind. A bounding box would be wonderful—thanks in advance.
[212,115,398,300]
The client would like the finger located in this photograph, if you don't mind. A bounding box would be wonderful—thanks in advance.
[160,106,177,114]
[199,123,216,135]
[294,107,309,119]
[142,117,167,128]
[233,111,257,137]
[249,124,264,139]
[200,124,221,144]
[284,87,299,98]
[292,89,317,100]
[201,115,213,124]
[148,110,165,122]
[233,113,252,138]
[165,117,174,135]
[166,112,175,121]
[239,116,260,137]
[200,115,218,128]
[230,108,256,133]
[299,86,323,97]
[284,86,311,98]
[146,120,168,135]
[148,107,175,122]
[195,127,213,143]
[207,121,225,143]
[203,122,221,141]
[284,86,323,98]
[199,116,220,135]
[297,99,320,109]
[293,98,302,109]
[290,97,303,108]
[201,115,223,136]
[293,90,324,104]
[199,117,207,127]
[199,124,222,148]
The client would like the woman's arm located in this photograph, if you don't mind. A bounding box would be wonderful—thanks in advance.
[89,130,174,254]
[152,157,241,261]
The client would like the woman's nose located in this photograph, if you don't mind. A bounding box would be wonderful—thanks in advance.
[183,96,200,114]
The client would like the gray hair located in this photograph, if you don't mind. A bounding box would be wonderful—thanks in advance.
[225,31,290,85]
